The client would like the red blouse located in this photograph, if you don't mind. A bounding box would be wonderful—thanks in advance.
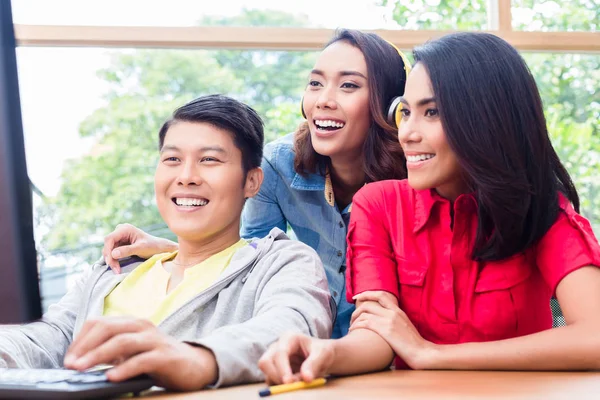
[346,180,600,367]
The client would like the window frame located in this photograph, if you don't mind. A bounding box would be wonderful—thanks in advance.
[13,0,600,53]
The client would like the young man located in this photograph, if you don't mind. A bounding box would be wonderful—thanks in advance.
[0,95,332,390]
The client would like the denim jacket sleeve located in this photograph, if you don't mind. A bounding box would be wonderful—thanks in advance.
[240,143,287,239]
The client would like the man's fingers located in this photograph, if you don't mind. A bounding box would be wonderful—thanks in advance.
[105,351,158,383]
[65,318,152,367]
[65,321,117,366]
[65,319,101,363]
[70,331,155,371]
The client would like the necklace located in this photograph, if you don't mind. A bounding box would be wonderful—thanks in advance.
[169,258,200,268]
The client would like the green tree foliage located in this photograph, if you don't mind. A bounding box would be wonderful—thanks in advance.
[512,0,598,31]
[382,0,600,233]
[383,0,488,30]
[39,10,314,253]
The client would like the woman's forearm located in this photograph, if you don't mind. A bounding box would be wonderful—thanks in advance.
[158,238,179,252]
[429,323,600,371]
[329,329,395,375]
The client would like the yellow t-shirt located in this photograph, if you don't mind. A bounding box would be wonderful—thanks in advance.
[103,239,247,325]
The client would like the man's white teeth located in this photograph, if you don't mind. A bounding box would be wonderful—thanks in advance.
[175,198,208,206]
[406,154,435,162]
[315,120,345,128]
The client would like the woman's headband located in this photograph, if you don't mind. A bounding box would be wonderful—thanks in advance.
[385,40,412,76]
[385,40,411,129]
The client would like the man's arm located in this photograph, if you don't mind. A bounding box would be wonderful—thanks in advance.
[0,264,94,368]
[192,242,333,387]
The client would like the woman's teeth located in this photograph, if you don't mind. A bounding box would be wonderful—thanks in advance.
[406,154,435,162]
[315,120,345,129]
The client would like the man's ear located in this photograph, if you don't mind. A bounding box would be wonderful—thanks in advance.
[243,167,264,199]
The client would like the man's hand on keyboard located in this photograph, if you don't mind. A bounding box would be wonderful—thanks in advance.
[63,317,218,391]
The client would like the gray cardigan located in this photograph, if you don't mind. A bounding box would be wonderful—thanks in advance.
[0,228,333,387]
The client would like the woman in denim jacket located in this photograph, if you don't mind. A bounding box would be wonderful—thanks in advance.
[102,29,410,338]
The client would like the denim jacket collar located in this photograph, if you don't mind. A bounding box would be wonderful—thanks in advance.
[290,171,326,191]
[291,168,357,214]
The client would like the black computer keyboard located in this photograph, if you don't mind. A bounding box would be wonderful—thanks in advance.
[0,368,109,385]
[0,368,154,399]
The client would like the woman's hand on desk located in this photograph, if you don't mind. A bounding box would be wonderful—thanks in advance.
[258,333,335,385]
[102,223,178,274]
[350,291,438,370]
[63,317,217,391]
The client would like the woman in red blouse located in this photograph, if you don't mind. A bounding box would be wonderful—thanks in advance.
[259,32,600,384]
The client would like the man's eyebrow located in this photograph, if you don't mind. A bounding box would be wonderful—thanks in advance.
[160,145,227,153]
[399,97,437,107]
[310,69,367,80]
[199,146,226,153]
[160,145,179,153]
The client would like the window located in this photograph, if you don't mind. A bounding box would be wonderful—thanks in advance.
[513,0,598,31]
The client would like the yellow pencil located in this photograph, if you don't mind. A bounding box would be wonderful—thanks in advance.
[258,378,327,397]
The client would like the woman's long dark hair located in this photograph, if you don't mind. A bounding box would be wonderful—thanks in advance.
[413,32,579,261]
[294,29,407,182]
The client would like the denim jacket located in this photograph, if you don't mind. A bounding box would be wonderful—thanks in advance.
[241,133,354,338]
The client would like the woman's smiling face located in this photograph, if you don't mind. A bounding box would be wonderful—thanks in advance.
[302,41,372,161]
[397,63,466,200]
